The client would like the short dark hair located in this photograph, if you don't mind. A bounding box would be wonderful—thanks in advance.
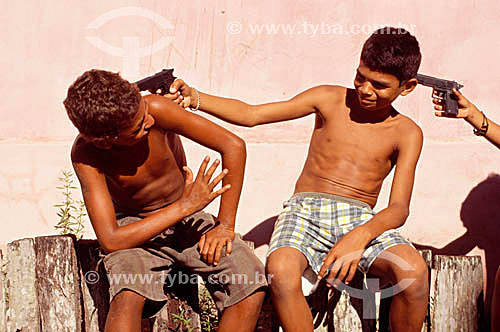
[63,69,141,141]
[360,27,421,84]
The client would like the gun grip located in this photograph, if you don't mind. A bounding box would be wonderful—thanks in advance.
[444,92,459,116]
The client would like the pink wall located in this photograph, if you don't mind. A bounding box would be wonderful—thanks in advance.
[1,0,500,311]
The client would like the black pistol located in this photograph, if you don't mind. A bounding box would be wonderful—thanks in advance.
[134,68,176,94]
[416,73,464,116]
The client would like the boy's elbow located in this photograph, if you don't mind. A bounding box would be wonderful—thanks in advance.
[229,135,247,155]
[244,105,260,127]
[100,241,118,253]
[99,235,124,253]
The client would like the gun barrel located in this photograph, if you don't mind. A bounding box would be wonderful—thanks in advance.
[134,69,175,91]
[416,73,463,90]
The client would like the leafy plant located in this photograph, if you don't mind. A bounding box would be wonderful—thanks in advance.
[54,170,87,239]
[172,307,196,332]
[199,285,218,332]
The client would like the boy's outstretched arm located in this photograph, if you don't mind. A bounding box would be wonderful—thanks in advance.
[73,154,229,253]
[318,123,424,286]
[166,79,335,126]
[433,88,500,149]
[146,95,248,265]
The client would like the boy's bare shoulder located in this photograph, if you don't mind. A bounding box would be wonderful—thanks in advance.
[393,112,424,146]
[305,85,347,116]
[71,135,99,167]
[309,84,347,102]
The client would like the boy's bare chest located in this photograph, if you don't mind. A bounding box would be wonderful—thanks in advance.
[101,131,185,191]
[318,118,399,162]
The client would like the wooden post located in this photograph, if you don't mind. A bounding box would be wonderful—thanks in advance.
[5,238,40,332]
[34,235,82,332]
[76,239,110,332]
[0,249,6,332]
[429,255,483,332]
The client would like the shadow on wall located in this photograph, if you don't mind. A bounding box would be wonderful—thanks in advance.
[242,215,278,249]
[414,173,500,320]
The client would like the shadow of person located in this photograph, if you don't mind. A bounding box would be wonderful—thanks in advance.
[242,215,278,248]
[414,173,500,326]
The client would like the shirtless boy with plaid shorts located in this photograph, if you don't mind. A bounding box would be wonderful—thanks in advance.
[168,27,429,332]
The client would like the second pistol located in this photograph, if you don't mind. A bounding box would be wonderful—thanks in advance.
[416,73,464,116]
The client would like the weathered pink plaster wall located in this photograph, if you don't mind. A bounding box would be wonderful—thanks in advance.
[1,0,500,309]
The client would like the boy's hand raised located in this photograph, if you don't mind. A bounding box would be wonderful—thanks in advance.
[433,88,479,120]
[179,156,231,217]
[163,79,197,109]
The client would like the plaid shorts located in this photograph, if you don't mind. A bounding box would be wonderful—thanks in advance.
[267,192,412,274]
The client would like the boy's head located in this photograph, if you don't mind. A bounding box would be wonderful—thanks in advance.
[361,27,421,84]
[64,69,152,148]
[354,27,421,111]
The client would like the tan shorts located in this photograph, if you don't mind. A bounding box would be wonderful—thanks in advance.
[103,211,267,312]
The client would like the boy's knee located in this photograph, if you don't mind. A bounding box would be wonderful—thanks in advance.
[393,255,429,301]
[266,258,302,293]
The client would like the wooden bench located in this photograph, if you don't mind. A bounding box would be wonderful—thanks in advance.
[0,236,485,331]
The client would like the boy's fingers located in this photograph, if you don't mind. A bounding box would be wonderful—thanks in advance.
[170,79,184,93]
[213,184,231,198]
[327,260,343,286]
[204,159,220,182]
[198,234,206,251]
[200,240,210,262]
[209,168,228,190]
[344,262,358,285]
[196,156,210,180]
[181,97,191,108]
[452,88,462,98]
[213,242,226,265]
[333,263,350,287]
[207,242,218,265]
[318,256,333,279]
[225,240,232,256]
[183,166,193,184]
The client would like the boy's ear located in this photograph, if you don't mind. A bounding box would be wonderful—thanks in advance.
[400,78,418,96]
[86,136,114,150]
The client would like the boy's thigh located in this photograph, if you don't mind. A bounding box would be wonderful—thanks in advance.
[183,234,267,311]
[367,244,426,285]
[103,247,176,302]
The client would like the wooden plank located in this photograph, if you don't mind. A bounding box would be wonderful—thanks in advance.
[419,250,432,332]
[0,249,6,332]
[429,255,483,332]
[5,238,40,332]
[76,239,110,332]
[34,235,82,332]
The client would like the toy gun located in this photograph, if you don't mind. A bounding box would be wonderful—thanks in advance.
[134,68,176,94]
[416,73,464,116]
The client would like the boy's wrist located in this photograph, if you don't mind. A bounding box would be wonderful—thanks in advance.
[190,88,200,110]
[464,104,481,123]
